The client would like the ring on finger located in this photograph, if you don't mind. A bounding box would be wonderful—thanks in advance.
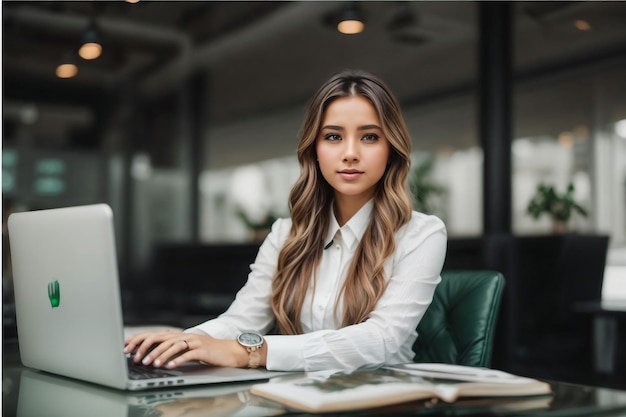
[183,340,190,350]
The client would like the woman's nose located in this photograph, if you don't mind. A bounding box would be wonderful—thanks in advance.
[342,138,360,162]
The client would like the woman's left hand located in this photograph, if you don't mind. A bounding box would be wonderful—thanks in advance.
[124,331,249,369]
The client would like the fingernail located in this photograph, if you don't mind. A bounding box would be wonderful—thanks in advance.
[166,361,175,368]
[142,356,150,365]
[154,359,161,367]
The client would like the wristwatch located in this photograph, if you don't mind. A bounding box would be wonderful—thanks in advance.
[237,331,264,369]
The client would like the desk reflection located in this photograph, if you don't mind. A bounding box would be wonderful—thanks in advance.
[6,366,626,417]
[16,369,286,417]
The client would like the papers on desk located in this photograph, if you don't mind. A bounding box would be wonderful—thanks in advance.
[386,363,543,384]
[249,363,552,413]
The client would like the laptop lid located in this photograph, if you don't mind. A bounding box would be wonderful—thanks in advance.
[8,204,130,389]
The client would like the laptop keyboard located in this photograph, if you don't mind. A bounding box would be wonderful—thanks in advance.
[127,358,179,380]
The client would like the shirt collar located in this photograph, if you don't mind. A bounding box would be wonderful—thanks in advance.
[324,199,374,250]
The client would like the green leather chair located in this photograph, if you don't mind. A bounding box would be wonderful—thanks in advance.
[413,270,505,368]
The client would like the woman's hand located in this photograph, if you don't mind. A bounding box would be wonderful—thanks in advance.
[124,331,251,369]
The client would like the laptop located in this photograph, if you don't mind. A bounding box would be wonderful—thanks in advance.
[8,204,287,391]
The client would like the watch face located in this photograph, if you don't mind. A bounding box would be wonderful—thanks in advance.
[238,332,263,347]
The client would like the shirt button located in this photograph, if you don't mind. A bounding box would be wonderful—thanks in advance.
[318,305,324,311]
[335,244,340,250]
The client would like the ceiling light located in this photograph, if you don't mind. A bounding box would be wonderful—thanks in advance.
[337,3,364,35]
[574,19,591,31]
[56,63,78,79]
[79,22,103,60]
[56,53,78,79]
[558,131,574,148]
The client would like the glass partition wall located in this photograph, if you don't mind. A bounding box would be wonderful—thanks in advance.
[3,2,625,290]
[5,58,624,282]
[197,62,625,248]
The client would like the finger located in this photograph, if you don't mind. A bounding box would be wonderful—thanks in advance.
[123,340,135,355]
[125,330,180,347]
[137,341,165,365]
[124,333,150,354]
[152,339,190,368]
[139,334,185,365]
[124,334,148,356]
[134,334,168,363]
[164,348,198,369]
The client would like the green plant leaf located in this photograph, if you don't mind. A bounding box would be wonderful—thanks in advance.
[526,182,588,224]
[409,156,446,214]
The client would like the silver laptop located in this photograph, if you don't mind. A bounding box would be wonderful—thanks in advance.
[8,204,286,391]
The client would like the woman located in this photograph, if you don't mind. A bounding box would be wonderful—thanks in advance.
[125,69,447,372]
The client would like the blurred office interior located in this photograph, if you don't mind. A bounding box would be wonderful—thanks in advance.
[2,1,626,388]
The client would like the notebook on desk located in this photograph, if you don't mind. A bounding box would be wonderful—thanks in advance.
[7,204,285,391]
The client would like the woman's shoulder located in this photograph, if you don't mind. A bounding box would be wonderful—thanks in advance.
[255,217,292,253]
[409,210,445,228]
[268,217,293,240]
[397,211,447,241]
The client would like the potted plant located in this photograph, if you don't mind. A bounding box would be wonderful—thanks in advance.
[526,182,588,233]
[410,155,446,215]
[229,165,276,241]
[236,211,277,241]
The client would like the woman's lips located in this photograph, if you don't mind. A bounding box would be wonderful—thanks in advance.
[338,170,363,180]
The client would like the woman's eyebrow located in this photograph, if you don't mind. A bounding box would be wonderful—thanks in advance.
[320,125,344,131]
[320,124,382,131]
[358,124,382,131]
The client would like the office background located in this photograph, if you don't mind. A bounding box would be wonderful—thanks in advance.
[2,0,626,387]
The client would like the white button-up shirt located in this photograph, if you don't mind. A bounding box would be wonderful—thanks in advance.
[187,200,447,371]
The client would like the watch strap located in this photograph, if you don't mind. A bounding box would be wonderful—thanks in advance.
[246,345,261,369]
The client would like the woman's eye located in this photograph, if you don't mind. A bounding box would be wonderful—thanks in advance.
[324,133,341,141]
[362,134,379,142]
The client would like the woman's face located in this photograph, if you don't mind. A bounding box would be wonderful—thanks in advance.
[316,95,390,208]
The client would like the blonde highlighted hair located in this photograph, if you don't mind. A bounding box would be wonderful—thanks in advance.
[271,70,414,334]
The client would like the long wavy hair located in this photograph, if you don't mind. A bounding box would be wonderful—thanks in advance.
[270,70,414,335]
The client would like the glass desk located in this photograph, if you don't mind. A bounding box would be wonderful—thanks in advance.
[3,365,626,417]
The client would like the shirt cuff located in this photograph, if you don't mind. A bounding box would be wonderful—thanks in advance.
[264,334,307,371]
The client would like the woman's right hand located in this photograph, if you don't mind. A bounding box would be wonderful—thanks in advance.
[124,331,251,369]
